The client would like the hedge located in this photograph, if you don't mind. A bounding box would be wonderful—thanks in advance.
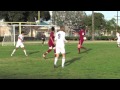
[65,36,116,40]
[0,36,116,42]
[86,36,116,40]
[0,37,3,42]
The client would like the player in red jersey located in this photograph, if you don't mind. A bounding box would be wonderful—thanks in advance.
[78,27,87,54]
[43,27,56,58]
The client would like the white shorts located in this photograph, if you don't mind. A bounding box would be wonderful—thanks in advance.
[117,40,120,44]
[56,47,65,54]
[16,42,24,48]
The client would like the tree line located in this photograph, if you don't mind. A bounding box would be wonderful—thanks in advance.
[52,11,120,31]
[0,11,119,31]
[0,11,50,22]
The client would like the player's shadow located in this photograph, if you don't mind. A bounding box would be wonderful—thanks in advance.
[80,48,92,54]
[65,57,82,67]
[29,51,40,55]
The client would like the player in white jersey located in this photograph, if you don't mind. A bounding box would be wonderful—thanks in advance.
[54,26,68,68]
[116,31,120,47]
[11,31,28,56]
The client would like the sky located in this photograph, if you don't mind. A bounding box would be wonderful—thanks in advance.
[85,11,120,24]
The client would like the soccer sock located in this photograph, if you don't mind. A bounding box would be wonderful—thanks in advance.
[44,49,52,55]
[54,49,56,53]
[78,48,80,53]
[62,58,65,68]
[54,57,58,65]
[23,50,27,55]
[118,44,120,47]
[11,49,16,55]
[117,44,119,47]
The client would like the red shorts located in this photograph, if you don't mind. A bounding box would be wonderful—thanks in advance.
[48,43,55,48]
[79,39,84,45]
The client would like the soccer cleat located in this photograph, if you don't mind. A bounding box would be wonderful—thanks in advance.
[43,54,46,58]
[25,54,28,56]
[54,65,57,68]
[11,54,13,56]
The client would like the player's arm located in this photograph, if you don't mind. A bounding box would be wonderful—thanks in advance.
[64,33,68,43]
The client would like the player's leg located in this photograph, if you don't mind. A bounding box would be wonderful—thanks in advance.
[53,45,56,57]
[118,41,120,47]
[21,43,28,56]
[11,43,19,56]
[81,40,87,50]
[43,44,52,58]
[54,47,60,68]
[117,40,120,47]
[43,39,45,44]
[11,48,18,56]
[78,40,81,54]
[61,47,66,68]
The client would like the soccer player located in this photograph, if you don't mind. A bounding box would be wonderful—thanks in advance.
[116,31,120,47]
[77,27,87,54]
[11,31,28,56]
[43,27,56,58]
[41,32,46,45]
[54,25,68,68]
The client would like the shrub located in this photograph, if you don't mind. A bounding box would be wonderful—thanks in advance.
[0,37,3,42]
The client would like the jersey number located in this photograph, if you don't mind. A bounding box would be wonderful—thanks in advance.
[58,34,61,39]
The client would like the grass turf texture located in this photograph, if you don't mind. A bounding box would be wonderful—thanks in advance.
[0,41,120,79]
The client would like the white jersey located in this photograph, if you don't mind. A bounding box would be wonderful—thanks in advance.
[17,34,24,43]
[16,34,24,48]
[55,31,66,48]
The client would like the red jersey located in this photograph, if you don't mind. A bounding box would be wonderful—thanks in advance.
[79,29,85,40]
[48,31,55,45]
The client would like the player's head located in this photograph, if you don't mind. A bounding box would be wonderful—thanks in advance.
[51,27,55,32]
[21,31,25,35]
[60,25,65,32]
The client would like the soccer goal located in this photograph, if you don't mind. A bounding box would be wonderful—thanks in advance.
[1,24,57,46]
[2,25,16,46]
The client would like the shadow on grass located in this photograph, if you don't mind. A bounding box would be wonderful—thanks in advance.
[56,57,81,68]
[65,57,82,67]
[80,48,92,54]
[29,51,40,55]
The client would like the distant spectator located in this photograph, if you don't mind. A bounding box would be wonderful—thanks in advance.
[41,32,46,45]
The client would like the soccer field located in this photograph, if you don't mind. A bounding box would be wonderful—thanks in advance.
[0,41,120,79]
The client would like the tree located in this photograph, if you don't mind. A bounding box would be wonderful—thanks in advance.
[0,11,50,22]
[52,11,86,28]
[105,18,116,31]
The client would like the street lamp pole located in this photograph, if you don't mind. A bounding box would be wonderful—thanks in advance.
[116,11,118,32]
[38,11,40,21]
[92,11,94,41]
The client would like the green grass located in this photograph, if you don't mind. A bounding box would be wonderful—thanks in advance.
[0,41,120,79]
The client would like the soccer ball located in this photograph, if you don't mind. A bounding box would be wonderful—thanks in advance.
[84,37,87,40]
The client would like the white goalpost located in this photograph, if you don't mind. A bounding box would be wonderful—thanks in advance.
[2,25,16,46]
